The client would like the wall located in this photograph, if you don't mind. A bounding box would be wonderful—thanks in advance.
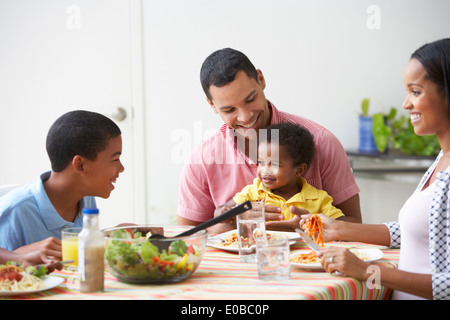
[141,0,450,224]
[0,0,140,229]
[1,1,449,226]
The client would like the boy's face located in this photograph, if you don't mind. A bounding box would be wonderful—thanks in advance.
[257,142,303,193]
[82,135,124,198]
[207,70,272,140]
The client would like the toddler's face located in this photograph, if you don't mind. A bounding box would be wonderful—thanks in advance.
[257,142,301,193]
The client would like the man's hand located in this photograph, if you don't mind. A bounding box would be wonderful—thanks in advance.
[265,206,310,232]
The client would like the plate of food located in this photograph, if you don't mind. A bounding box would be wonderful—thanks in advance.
[0,263,64,296]
[207,230,300,252]
[290,248,384,270]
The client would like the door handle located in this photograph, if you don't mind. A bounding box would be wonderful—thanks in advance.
[108,106,127,122]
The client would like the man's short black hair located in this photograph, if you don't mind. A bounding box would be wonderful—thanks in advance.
[261,122,315,168]
[46,110,121,172]
[200,48,259,101]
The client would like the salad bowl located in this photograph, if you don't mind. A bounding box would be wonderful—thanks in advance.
[103,225,206,284]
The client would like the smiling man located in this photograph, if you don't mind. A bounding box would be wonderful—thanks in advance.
[176,48,361,233]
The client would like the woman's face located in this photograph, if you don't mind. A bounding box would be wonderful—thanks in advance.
[403,58,449,138]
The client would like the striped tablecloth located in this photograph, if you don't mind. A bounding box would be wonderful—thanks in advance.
[2,241,399,300]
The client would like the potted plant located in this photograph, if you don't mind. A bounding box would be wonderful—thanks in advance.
[372,107,440,156]
[358,98,379,153]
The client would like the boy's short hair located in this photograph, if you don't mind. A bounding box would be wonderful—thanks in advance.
[46,110,121,172]
[200,48,259,101]
[262,122,315,169]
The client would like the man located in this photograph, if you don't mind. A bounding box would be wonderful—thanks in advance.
[177,48,361,233]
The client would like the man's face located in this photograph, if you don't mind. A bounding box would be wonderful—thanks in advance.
[207,70,272,140]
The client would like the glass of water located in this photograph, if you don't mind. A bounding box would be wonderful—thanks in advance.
[236,201,266,263]
[256,234,290,281]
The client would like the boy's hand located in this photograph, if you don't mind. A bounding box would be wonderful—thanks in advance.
[14,237,62,260]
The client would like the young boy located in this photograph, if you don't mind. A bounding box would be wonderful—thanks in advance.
[0,110,124,258]
[215,122,343,224]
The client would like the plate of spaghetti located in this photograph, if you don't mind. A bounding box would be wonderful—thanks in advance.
[0,263,64,296]
[207,230,300,252]
[290,248,383,270]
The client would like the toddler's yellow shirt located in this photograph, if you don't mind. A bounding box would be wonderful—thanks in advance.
[233,177,344,220]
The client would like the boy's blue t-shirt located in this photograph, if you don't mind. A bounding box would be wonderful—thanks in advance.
[0,171,96,251]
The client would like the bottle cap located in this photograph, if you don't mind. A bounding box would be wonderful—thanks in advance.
[82,208,99,214]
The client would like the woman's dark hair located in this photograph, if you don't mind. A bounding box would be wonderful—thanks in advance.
[46,110,121,172]
[261,122,315,169]
[200,48,259,101]
[411,38,450,116]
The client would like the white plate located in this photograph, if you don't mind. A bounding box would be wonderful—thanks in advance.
[207,230,300,253]
[0,275,64,296]
[290,248,384,270]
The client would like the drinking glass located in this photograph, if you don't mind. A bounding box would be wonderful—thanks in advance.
[236,201,266,263]
[256,234,290,281]
[62,227,82,267]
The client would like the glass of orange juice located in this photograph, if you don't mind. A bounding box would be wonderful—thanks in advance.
[62,227,82,267]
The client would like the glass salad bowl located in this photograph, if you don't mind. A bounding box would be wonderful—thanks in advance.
[103,225,206,284]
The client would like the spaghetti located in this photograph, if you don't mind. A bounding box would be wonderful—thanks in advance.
[0,264,46,292]
[291,249,372,265]
[220,232,240,248]
[305,214,324,247]
[290,251,320,264]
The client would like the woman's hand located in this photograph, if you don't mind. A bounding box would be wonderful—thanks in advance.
[318,247,371,281]
[299,213,342,242]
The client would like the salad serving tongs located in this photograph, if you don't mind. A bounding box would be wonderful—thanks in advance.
[149,201,252,251]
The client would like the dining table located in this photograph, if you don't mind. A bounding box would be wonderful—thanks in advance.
[2,238,399,302]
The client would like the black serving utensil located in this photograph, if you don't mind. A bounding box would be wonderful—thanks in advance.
[149,200,252,251]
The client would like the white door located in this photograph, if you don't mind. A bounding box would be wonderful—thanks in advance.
[0,0,146,229]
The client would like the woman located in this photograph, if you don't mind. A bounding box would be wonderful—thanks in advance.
[303,38,450,300]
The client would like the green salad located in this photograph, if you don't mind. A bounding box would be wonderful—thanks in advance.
[105,228,202,283]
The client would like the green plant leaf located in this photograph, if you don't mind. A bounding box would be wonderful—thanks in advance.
[361,98,370,116]
[368,103,440,156]
[372,113,390,152]
[387,107,397,121]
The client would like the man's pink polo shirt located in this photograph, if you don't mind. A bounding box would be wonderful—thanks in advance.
[177,101,359,222]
